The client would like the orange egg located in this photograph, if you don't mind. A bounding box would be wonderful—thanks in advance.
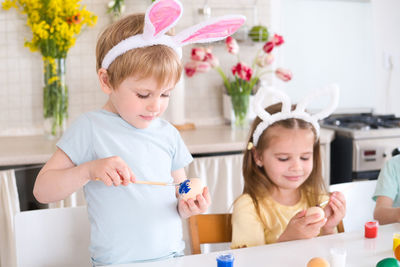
[307,257,330,267]
[395,244,400,261]
[306,206,325,223]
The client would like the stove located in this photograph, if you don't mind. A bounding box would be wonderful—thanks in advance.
[320,113,400,184]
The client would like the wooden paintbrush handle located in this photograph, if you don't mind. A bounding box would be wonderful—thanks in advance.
[95,178,176,186]
[134,180,168,186]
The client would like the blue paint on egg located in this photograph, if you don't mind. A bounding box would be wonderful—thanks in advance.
[179,179,191,194]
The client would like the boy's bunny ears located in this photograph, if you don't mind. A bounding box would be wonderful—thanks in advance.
[252,84,340,147]
[101,0,246,69]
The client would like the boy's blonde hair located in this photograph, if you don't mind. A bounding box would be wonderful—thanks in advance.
[242,103,327,225]
[96,13,182,89]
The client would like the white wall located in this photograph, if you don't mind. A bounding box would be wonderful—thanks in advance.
[279,0,376,111]
[371,0,400,116]
[278,0,400,115]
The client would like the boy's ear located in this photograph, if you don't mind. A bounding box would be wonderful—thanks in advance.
[252,148,263,167]
[98,68,113,94]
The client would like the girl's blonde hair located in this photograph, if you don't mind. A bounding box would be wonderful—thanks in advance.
[242,103,327,223]
[96,13,182,89]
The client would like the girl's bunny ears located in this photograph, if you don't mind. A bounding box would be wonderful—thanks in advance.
[101,0,246,69]
[252,84,340,146]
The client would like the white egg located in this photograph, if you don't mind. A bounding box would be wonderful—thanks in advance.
[306,206,325,223]
[179,178,204,201]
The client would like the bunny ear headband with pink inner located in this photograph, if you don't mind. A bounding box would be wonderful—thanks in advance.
[101,0,246,69]
[251,84,340,147]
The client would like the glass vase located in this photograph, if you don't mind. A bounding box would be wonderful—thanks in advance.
[230,93,250,129]
[43,57,68,139]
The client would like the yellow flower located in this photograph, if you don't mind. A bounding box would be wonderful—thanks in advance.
[29,11,40,23]
[1,0,17,10]
[47,76,59,85]
[2,0,97,58]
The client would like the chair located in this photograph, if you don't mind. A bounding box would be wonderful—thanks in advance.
[329,180,377,232]
[0,169,20,267]
[188,213,232,254]
[14,206,91,267]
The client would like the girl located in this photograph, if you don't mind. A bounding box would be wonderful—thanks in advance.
[33,0,245,265]
[231,86,346,248]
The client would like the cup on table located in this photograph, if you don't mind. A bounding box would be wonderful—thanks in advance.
[216,253,234,267]
[364,221,379,238]
[329,248,346,267]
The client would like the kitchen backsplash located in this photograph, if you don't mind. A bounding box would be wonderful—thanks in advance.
[0,0,272,136]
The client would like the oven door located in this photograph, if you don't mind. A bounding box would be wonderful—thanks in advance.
[353,137,400,172]
[330,135,399,184]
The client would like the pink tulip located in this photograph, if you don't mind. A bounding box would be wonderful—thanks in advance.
[256,53,274,67]
[226,36,239,55]
[232,62,253,81]
[196,61,212,73]
[204,52,219,68]
[263,41,274,53]
[191,47,207,61]
[184,61,198,77]
[275,68,292,82]
[272,34,284,46]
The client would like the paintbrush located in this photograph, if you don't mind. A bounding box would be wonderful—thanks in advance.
[317,199,329,207]
[134,180,182,186]
[95,178,182,186]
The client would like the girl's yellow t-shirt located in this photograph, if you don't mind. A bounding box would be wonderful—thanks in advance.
[231,193,329,248]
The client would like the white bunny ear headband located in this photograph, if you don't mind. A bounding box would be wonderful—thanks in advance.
[101,0,246,69]
[251,84,340,147]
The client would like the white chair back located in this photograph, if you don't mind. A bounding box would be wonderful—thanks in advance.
[0,169,20,267]
[14,206,91,267]
[329,180,377,232]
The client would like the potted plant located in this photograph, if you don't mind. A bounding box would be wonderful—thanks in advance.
[185,32,292,128]
[2,0,97,138]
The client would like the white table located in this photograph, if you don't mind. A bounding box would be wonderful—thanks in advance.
[108,223,400,267]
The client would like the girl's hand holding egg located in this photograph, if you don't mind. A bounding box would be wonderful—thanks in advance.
[306,206,325,223]
[277,209,327,242]
[177,178,211,219]
[321,191,346,235]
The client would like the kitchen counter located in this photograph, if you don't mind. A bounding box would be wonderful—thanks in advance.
[0,125,334,166]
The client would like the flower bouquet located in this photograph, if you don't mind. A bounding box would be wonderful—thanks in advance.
[185,33,292,127]
[2,0,97,137]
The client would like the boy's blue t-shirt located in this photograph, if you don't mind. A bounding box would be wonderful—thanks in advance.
[373,155,400,207]
[57,110,193,266]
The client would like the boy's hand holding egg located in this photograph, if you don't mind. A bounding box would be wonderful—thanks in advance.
[177,178,211,219]
[179,178,204,201]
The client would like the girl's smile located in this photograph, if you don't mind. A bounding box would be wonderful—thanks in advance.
[284,175,303,181]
